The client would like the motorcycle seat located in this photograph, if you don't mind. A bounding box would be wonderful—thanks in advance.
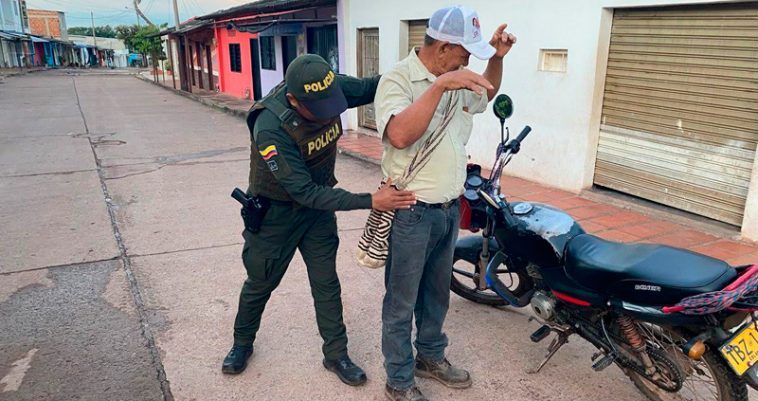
[564,234,736,305]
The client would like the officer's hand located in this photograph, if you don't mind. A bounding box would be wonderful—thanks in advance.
[434,69,494,96]
[372,178,417,211]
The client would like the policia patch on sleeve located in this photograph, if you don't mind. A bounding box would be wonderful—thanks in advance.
[259,145,279,172]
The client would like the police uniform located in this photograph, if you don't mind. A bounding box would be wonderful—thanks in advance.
[228,55,380,372]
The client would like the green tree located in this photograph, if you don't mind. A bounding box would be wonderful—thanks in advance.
[67,25,117,38]
[132,25,164,68]
[115,24,140,52]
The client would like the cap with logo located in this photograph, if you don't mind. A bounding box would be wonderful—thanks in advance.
[285,54,347,120]
[426,5,495,60]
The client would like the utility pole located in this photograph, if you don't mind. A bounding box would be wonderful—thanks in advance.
[135,0,141,27]
[133,0,154,27]
[90,11,97,48]
[172,0,180,27]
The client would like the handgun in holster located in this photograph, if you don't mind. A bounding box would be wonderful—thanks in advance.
[231,188,270,233]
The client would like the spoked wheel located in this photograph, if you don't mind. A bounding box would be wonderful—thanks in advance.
[450,253,531,306]
[626,323,748,401]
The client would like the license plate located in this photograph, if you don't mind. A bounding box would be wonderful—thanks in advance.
[720,320,758,376]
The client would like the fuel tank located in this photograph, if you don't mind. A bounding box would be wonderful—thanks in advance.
[495,202,585,267]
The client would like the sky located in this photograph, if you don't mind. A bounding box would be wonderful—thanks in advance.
[25,0,249,28]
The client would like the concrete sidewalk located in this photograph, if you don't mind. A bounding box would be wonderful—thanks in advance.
[138,72,758,266]
[340,132,758,265]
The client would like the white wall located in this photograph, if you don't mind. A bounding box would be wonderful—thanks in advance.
[258,36,284,96]
[342,0,758,240]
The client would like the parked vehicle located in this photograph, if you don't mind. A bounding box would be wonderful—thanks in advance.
[451,95,758,401]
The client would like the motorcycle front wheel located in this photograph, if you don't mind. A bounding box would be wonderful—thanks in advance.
[626,324,748,401]
[450,253,532,306]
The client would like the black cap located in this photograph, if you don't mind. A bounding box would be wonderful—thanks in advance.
[285,54,347,120]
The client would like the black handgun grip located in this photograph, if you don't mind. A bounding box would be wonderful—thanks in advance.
[231,188,249,207]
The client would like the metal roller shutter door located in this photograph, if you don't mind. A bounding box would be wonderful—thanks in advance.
[595,3,758,226]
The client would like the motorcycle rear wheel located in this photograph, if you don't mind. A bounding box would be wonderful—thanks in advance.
[626,325,748,401]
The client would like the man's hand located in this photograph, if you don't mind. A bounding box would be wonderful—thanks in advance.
[372,178,417,211]
[490,23,517,59]
[434,69,494,96]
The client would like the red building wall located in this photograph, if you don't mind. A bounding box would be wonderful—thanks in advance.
[215,26,257,100]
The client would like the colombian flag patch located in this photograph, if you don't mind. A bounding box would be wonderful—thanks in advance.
[259,145,278,161]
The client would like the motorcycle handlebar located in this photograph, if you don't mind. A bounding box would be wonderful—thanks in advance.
[515,125,532,143]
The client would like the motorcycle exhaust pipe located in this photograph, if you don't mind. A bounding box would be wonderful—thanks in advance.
[485,251,534,307]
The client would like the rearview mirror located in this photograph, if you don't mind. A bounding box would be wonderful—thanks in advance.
[493,94,514,122]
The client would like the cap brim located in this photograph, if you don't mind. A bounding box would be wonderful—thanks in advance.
[299,88,348,120]
[462,40,496,60]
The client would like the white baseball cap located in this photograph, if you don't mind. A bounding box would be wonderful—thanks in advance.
[426,5,496,60]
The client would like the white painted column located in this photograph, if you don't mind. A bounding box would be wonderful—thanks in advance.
[740,152,758,241]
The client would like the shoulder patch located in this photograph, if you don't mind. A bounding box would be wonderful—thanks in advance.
[259,145,278,161]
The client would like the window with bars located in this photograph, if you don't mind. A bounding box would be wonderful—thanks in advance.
[260,36,276,70]
[229,43,241,73]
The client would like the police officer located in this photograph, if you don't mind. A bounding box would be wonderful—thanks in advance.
[222,54,416,386]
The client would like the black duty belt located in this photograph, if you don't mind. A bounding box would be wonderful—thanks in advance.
[416,199,459,209]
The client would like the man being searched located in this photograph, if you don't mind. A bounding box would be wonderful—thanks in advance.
[223,54,416,387]
[375,6,516,401]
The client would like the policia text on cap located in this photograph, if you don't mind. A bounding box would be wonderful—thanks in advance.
[223,54,416,386]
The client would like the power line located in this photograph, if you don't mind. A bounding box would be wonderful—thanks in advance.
[66,11,132,20]
[27,0,132,12]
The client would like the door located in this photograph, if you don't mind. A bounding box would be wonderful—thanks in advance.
[281,35,298,75]
[358,28,379,130]
[594,3,758,226]
[249,38,262,101]
[307,25,339,72]
[408,20,428,54]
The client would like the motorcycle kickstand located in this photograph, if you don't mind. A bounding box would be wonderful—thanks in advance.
[528,329,571,374]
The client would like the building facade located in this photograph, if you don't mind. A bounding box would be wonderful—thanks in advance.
[27,8,66,40]
[199,0,338,100]
[340,0,758,241]
[0,0,32,67]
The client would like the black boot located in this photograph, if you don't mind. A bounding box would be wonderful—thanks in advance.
[323,356,367,386]
[221,345,253,375]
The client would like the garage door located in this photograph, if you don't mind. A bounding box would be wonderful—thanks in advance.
[595,3,758,226]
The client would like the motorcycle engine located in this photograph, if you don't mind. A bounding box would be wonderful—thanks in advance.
[530,291,557,322]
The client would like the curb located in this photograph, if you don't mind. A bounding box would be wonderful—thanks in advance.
[134,73,248,119]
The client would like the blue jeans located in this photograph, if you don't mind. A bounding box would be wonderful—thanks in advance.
[382,202,460,389]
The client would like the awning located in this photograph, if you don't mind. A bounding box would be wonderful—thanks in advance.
[173,20,211,35]
[198,0,335,21]
[29,36,49,43]
[233,18,332,36]
[0,30,30,41]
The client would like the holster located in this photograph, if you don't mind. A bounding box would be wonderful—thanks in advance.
[231,188,271,233]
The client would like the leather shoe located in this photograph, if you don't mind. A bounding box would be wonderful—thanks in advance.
[221,345,253,374]
[414,355,471,389]
[384,384,429,401]
[323,355,367,386]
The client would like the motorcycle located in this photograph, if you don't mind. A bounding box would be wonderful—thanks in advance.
[451,94,758,401]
